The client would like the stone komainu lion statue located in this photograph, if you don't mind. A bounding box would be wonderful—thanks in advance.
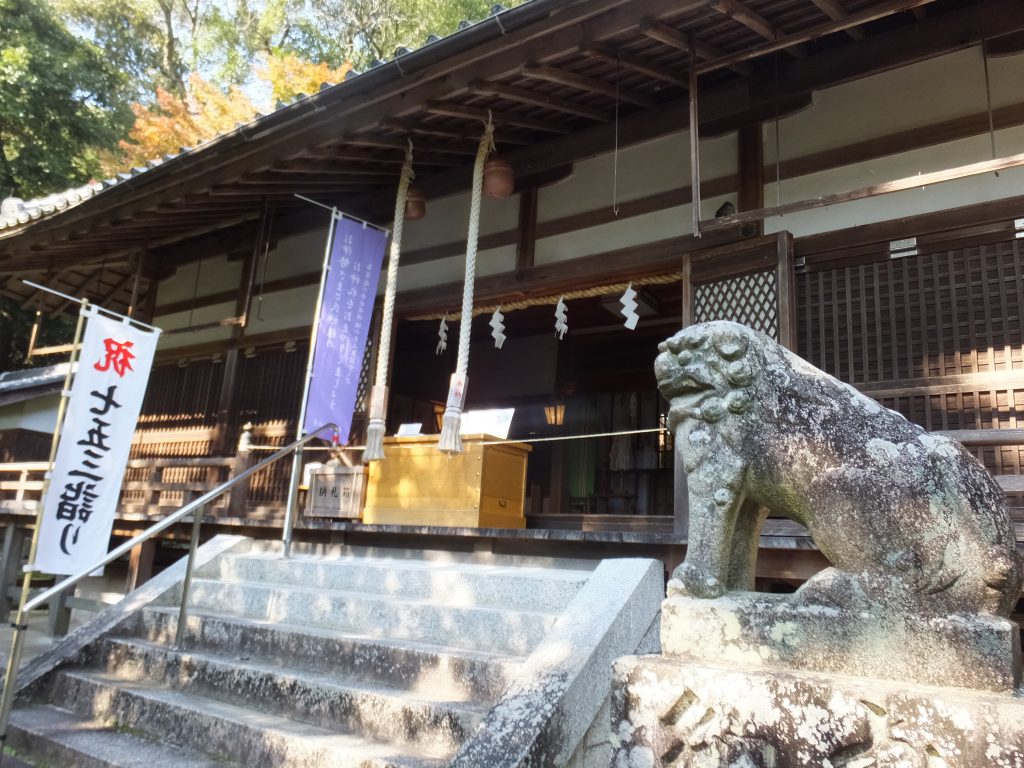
[655,320,1022,617]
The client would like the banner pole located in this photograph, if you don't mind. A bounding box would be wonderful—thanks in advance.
[281,209,340,558]
[0,301,89,755]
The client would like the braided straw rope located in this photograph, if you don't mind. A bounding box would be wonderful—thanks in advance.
[363,141,415,462]
[409,271,684,322]
[438,120,496,454]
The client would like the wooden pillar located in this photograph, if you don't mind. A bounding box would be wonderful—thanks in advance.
[775,231,798,350]
[125,539,157,592]
[46,590,71,637]
[549,443,565,515]
[516,187,537,276]
[1,524,26,621]
[738,123,764,235]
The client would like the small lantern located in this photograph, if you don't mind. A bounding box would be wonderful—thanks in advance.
[405,185,426,220]
[483,157,514,198]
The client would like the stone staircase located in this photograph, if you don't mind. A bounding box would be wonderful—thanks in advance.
[5,541,661,767]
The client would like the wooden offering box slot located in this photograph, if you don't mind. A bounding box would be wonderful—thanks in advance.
[363,434,531,529]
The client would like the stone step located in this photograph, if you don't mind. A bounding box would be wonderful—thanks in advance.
[133,606,519,701]
[48,669,446,767]
[7,704,232,768]
[246,540,599,572]
[183,578,557,655]
[212,552,589,612]
[93,635,485,752]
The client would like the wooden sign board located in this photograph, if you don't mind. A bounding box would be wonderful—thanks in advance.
[307,465,366,519]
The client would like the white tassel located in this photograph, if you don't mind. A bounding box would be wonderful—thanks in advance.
[437,373,467,454]
[362,385,388,462]
[363,420,386,461]
[437,408,463,454]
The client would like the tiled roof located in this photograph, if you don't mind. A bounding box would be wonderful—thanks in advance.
[0,2,515,235]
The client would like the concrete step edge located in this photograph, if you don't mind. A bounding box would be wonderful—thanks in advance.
[139,604,527,666]
[49,669,453,765]
[187,576,565,617]
[7,703,232,768]
[99,635,491,723]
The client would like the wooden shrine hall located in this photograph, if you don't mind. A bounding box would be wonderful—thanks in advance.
[0,0,1022,618]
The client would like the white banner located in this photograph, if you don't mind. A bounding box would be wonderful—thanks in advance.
[36,308,160,575]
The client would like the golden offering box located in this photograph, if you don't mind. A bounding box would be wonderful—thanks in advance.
[363,434,531,528]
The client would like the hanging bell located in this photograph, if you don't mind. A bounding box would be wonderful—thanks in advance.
[483,157,514,198]
[405,185,426,220]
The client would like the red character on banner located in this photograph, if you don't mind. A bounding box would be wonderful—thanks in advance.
[94,338,136,377]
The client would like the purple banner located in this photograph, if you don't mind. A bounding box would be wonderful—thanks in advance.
[304,215,387,440]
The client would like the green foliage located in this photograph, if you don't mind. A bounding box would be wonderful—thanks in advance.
[0,0,132,198]
[0,297,76,372]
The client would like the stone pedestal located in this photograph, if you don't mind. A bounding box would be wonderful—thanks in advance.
[661,592,1021,692]
[610,594,1024,767]
[611,655,1024,768]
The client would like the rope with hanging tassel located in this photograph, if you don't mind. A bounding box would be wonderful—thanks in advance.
[438,118,495,454]
[363,140,415,462]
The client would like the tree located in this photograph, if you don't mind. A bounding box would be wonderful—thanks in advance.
[0,0,132,198]
[105,73,257,172]
[259,53,352,105]
[310,0,524,69]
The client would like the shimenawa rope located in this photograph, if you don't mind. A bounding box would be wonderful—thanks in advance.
[437,118,495,454]
[363,140,415,461]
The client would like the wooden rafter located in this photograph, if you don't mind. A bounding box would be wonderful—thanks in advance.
[382,117,532,144]
[696,0,938,75]
[579,42,688,89]
[808,0,864,41]
[520,63,656,108]
[638,20,750,75]
[260,165,400,178]
[424,101,571,134]
[470,81,608,121]
[709,0,807,57]
[343,134,476,156]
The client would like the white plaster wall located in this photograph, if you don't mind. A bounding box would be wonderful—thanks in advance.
[537,129,738,223]
[243,283,320,334]
[156,255,241,304]
[765,48,1024,162]
[534,193,734,266]
[262,227,329,282]
[764,127,1024,237]
[402,192,521,250]
[398,245,517,292]
[0,394,59,433]
[154,300,236,350]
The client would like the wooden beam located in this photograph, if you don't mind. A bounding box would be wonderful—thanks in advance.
[383,117,532,144]
[709,0,807,58]
[343,134,476,156]
[396,229,751,318]
[808,0,864,41]
[470,80,609,122]
[424,101,571,134]
[639,19,725,63]
[579,42,687,89]
[521,63,656,108]
[698,0,937,75]
[737,122,763,232]
[703,151,1024,230]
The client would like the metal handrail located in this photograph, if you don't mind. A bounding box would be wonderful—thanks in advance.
[0,422,338,752]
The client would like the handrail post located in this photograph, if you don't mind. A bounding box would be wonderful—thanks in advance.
[174,504,204,648]
[282,447,303,559]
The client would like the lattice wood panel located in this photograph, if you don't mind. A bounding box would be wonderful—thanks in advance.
[798,238,1024,478]
[693,270,779,340]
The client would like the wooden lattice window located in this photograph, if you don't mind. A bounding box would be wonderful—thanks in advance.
[693,270,779,340]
